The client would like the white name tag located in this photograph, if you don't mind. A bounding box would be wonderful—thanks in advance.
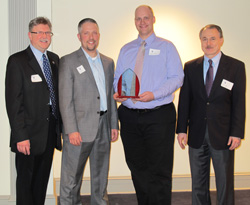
[149,49,160,55]
[76,65,85,74]
[31,74,42,82]
[221,79,234,90]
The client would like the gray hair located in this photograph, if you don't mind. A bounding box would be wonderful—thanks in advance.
[28,17,52,32]
[199,24,223,39]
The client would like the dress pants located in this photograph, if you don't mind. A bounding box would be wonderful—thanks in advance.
[60,113,110,205]
[118,103,176,205]
[15,114,56,205]
[189,127,235,205]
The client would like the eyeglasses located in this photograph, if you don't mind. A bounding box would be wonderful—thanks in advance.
[31,31,54,36]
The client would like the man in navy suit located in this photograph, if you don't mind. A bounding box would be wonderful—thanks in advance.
[177,24,246,205]
[5,17,61,205]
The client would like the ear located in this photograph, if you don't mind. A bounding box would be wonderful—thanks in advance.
[77,33,81,42]
[220,37,224,47]
[153,16,156,24]
[28,32,32,40]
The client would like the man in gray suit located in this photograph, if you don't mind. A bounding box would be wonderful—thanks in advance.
[59,18,119,205]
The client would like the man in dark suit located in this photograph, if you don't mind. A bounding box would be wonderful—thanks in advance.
[5,17,62,205]
[176,24,246,205]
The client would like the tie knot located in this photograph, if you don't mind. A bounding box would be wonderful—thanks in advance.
[208,59,213,66]
[141,41,146,47]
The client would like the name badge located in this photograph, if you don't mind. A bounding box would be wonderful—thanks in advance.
[76,65,85,74]
[31,74,42,82]
[149,49,160,55]
[221,79,234,90]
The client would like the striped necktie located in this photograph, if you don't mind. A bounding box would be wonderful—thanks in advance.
[42,54,57,117]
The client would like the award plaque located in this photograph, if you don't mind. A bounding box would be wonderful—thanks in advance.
[117,68,140,98]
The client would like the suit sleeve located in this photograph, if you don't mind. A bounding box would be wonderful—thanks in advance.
[5,56,29,143]
[176,63,191,134]
[110,60,119,130]
[230,62,246,139]
[59,57,79,135]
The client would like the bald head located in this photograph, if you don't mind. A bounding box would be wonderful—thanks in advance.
[134,5,155,39]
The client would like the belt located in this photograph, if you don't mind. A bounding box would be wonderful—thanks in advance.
[123,103,172,114]
[100,110,107,116]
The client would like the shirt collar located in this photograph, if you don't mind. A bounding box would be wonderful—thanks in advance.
[204,51,222,66]
[81,47,100,62]
[136,32,156,47]
[30,44,47,61]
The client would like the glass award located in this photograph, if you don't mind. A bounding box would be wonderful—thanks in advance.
[117,68,140,98]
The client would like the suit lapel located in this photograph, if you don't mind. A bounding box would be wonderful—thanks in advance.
[196,57,208,99]
[26,47,48,87]
[47,52,58,83]
[76,48,97,88]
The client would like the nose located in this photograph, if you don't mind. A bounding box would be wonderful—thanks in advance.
[207,39,212,46]
[41,32,47,37]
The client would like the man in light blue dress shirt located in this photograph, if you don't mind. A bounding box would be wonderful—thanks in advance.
[113,5,184,205]
[59,18,119,204]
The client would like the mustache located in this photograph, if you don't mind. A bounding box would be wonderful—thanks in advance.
[206,46,213,49]
[40,39,49,42]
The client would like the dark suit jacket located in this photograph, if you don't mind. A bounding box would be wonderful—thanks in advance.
[177,53,246,150]
[5,46,62,155]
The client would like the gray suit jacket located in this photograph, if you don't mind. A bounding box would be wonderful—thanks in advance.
[59,48,118,142]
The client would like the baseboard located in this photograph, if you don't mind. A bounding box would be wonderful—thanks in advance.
[1,173,249,203]
[0,195,56,205]
[54,172,250,195]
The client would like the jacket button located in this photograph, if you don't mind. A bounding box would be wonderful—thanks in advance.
[97,96,100,99]
[207,102,210,105]
[204,117,207,120]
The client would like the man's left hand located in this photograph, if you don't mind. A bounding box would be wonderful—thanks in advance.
[111,129,119,142]
[228,136,241,150]
[135,91,154,102]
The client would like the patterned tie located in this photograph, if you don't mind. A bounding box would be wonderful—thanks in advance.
[205,59,214,96]
[134,41,146,85]
[43,54,57,117]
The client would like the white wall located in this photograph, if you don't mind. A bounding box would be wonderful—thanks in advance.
[52,0,250,179]
[0,0,11,196]
[1,0,249,200]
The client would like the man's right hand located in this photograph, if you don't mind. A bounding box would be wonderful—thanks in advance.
[113,92,127,102]
[177,133,188,149]
[69,132,82,146]
[17,140,30,155]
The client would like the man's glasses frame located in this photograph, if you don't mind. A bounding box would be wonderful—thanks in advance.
[31,31,53,36]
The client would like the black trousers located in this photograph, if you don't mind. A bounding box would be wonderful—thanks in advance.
[118,103,176,205]
[15,114,56,205]
[189,127,235,205]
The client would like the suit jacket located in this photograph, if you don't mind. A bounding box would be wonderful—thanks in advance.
[5,46,62,155]
[177,53,246,150]
[59,48,119,142]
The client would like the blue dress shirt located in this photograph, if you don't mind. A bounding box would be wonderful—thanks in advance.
[82,48,107,111]
[203,52,222,83]
[113,33,184,109]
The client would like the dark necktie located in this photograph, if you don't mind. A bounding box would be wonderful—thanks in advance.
[205,59,214,96]
[42,54,57,117]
